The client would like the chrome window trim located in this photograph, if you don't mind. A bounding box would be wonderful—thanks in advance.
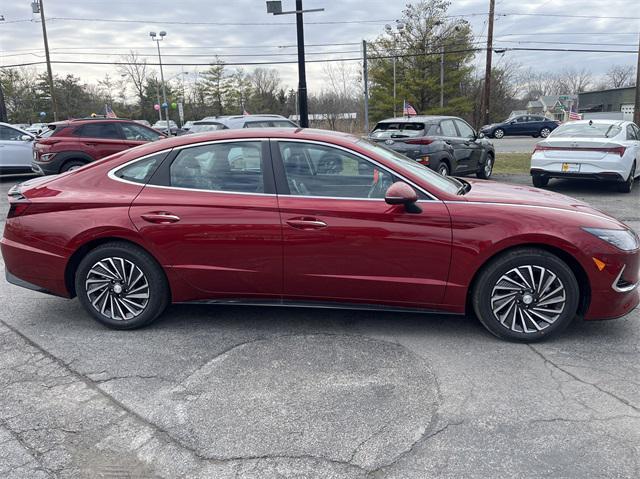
[107,148,174,187]
[611,265,640,293]
[272,138,439,201]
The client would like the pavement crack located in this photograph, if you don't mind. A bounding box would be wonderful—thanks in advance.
[528,345,640,413]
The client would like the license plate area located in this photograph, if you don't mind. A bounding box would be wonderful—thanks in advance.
[561,162,580,173]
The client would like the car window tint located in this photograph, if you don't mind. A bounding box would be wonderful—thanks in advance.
[121,123,162,141]
[632,124,640,140]
[114,153,166,184]
[516,116,527,123]
[551,123,622,138]
[76,123,121,139]
[440,120,457,137]
[371,122,426,138]
[244,121,271,128]
[278,142,397,199]
[455,120,475,139]
[170,141,264,193]
[0,125,23,141]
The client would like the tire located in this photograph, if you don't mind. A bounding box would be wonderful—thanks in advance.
[437,161,450,176]
[616,162,635,193]
[476,154,494,179]
[472,248,579,342]
[60,160,86,173]
[532,175,549,188]
[493,128,505,139]
[540,127,551,138]
[75,242,169,330]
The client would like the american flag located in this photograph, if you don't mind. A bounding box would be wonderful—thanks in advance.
[568,106,581,121]
[243,109,251,115]
[403,100,417,116]
[105,104,117,118]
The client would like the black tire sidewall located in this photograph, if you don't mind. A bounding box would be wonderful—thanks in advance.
[61,160,86,173]
[75,242,169,329]
[476,155,493,179]
[532,175,549,187]
[473,250,579,342]
[438,161,450,176]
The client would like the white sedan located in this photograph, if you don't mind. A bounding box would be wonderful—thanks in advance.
[530,119,640,193]
[0,122,35,175]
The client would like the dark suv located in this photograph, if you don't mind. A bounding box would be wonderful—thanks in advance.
[369,116,495,178]
[32,118,166,175]
[480,115,560,139]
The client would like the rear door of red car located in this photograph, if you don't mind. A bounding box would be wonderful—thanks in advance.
[271,139,452,309]
[129,139,282,300]
[73,122,125,159]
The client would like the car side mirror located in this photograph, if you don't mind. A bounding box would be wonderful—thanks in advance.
[385,181,421,213]
[510,120,516,125]
[20,134,33,141]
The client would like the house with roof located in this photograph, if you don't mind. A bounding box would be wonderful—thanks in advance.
[526,95,578,121]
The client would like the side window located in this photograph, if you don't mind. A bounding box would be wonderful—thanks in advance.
[455,120,475,139]
[76,123,121,139]
[279,142,397,199]
[0,126,23,141]
[245,121,270,128]
[440,120,458,137]
[632,124,640,140]
[626,125,635,141]
[121,123,163,141]
[169,141,264,193]
[516,116,527,123]
[114,153,166,184]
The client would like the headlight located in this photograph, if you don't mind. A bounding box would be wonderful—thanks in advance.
[40,153,56,162]
[583,227,639,251]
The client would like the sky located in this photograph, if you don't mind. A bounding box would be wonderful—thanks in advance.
[0,0,638,96]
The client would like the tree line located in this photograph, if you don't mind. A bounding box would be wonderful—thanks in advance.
[1,0,636,129]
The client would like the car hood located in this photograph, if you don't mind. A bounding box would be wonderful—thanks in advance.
[459,179,621,224]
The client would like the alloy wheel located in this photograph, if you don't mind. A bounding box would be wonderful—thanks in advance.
[494,129,504,139]
[85,257,150,321]
[438,164,449,176]
[490,265,566,334]
[540,128,551,138]
[484,158,493,177]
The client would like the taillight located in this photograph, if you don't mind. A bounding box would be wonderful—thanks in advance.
[533,145,626,156]
[609,146,626,156]
[417,155,430,165]
[405,138,434,145]
[7,189,31,218]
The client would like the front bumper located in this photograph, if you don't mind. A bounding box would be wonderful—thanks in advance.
[31,160,60,176]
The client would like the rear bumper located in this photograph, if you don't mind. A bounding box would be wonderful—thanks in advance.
[531,168,625,182]
[530,153,631,182]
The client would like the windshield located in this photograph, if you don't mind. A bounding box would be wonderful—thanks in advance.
[37,126,56,138]
[190,123,226,133]
[551,122,622,138]
[356,139,461,195]
[371,122,432,139]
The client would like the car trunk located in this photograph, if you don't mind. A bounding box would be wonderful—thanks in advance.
[536,138,624,160]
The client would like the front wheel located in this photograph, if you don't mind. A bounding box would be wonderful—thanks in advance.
[493,128,505,139]
[617,162,635,193]
[60,160,86,173]
[75,242,169,329]
[476,154,494,179]
[472,248,579,342]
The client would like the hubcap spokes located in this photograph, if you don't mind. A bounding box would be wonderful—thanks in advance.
[490,265,566,334]
[86,257,149,321]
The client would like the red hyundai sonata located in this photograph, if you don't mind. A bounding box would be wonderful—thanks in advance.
[2,128,639,341]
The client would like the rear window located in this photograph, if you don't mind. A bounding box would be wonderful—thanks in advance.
[37,126,57,138]
[190,123,226,133]
[244,120,297,128]
[551,123,622,138]
[371,122,435,139]
[114,152,167,184]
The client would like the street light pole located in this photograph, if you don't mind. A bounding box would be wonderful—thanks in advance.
[634,32,640,126]
[151,31,170,135]
[385,21,404,118]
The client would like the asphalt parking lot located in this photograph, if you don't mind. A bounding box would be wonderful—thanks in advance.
[0,173,638,478]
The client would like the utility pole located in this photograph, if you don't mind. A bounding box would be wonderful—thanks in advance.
[35,0,58,121]
[440,46,445,109]
[482,0,495,126]
[362,40,369,133]
[266,1,324,128]
[634,32,640,126]
[150,31,170,135]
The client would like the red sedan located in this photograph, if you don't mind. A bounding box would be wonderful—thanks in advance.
[2,128,639,341]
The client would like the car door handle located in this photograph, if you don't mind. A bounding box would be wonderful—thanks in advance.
[286,217,327,230]
[140,212,181,224]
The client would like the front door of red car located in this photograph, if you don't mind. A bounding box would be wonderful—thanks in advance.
[129,140,282,300]
[119,122,166,149]
[272,140,452,309]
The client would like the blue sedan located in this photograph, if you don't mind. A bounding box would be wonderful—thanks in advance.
[480,115,560,139]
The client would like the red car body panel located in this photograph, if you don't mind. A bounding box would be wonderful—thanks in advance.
[2,128,639,322]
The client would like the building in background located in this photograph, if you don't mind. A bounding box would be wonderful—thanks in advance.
[578,86,636,120]
[526,95,578,122]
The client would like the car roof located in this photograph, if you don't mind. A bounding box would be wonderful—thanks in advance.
[376,115,460,124]
[0,122,31,134]
[560,119,627,126]
[47,118,139,127]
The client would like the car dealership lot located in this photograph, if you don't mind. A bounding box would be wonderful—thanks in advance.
[0,174,638,478]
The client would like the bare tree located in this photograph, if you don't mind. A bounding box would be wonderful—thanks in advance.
[118,51,149,113]
[605,64,636,88]
[555,67,592,94]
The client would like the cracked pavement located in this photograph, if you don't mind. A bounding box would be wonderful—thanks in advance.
[0,173,639,478]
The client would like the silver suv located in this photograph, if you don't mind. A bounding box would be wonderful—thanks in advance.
[189,114,298,134]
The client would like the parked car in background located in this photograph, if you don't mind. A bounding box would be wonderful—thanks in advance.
[187,120,228,134]
[32,118,166,175]
[531,119,640,193]
[3,128,638,341]
[134,120,151,127]
[0,123,34,174]
[11,123,31,131]
[480,115,560,139]
[195,114,298,130]
[25,123,48,135]
[369,116,495,178]
[181,121,195,131]
[151,120,181,136]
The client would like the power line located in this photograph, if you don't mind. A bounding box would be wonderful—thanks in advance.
[0,49,365,59]
[498,12,640,20]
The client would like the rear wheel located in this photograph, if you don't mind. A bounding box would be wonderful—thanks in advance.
[476,154,494,179]
[60,160,86,173]
[493,128,505,139]
[472,248,579,342]
[617,162,636,193]
[437,161,450,176]
[540,127,551,138]
[532,175,549,188]
[75,242,169,329]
